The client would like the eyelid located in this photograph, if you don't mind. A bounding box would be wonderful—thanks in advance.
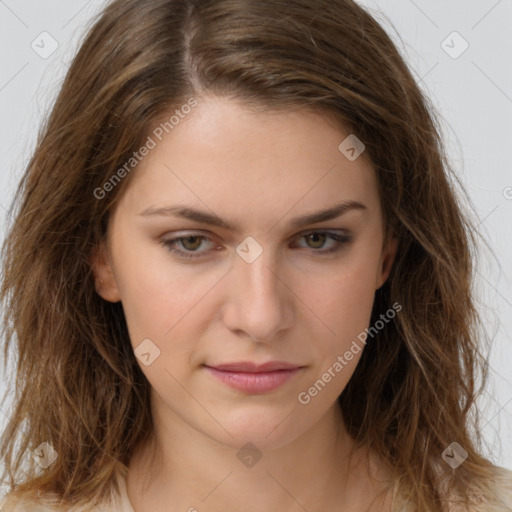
[160,229,352,260]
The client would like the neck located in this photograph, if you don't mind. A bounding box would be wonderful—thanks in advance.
[126,397,394,512]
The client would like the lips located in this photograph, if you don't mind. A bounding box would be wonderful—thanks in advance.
[207,361,301,372]
[204,361,304,393]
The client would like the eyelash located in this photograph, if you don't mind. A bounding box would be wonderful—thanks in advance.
[159,231,352,260]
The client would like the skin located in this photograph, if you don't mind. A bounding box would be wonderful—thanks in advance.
[92,94,399,512]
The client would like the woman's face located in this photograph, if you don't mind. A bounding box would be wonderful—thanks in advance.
[92,95,397,450]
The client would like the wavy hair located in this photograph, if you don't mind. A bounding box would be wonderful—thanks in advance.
[0,0,505,510]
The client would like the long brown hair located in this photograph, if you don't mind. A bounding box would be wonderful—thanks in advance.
[0,0,506,510]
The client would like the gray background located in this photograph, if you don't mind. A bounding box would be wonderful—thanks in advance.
[0,0,511,478]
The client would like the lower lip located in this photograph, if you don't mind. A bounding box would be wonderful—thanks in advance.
[204,366,301,393]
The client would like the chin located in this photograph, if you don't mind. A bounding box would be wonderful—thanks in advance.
[208,405,309,451]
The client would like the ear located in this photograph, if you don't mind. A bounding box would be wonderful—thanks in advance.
[90,239,122,303]
[375,231,398,290]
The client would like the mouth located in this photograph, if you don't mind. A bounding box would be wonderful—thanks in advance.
[203,361,304,393]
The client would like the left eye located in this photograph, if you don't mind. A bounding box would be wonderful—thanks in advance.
[160,231,351,260]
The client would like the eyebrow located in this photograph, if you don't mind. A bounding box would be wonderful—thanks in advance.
[138,200,367,232]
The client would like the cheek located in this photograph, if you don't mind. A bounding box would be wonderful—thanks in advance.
[111,235,217,347]
[298,266,378,404]
[312,254,381,356]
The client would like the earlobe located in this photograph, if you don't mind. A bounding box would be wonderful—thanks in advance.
[90,241,122,303]
[376,234,398,290]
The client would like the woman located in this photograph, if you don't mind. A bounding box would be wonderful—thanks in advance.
[1,0,511,511]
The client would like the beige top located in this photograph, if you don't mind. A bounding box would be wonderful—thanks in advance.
[2,465,512,511]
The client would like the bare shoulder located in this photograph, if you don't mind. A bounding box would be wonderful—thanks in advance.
[0,474,129,512]
[0,468,129,512]
[483,466,512,510]
[448,466,512,512]
[0,492,53,511]
[0,492,90,512]
[390,466,512,512]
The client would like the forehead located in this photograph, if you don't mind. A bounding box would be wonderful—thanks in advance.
[114,95,380,227]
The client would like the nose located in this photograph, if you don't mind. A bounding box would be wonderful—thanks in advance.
[221,247,294,344]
